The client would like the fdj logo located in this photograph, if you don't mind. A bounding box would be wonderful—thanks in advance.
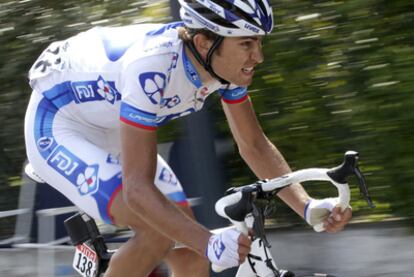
[48,146,99,196]
[72,76,120,104]
[48,147,80,176]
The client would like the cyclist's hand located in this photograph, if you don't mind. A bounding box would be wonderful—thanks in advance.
[305,198,352,232]
[323,205,352,233]
[206,228,251,269]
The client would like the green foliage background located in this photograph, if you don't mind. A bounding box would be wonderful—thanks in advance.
[0,0,413,234]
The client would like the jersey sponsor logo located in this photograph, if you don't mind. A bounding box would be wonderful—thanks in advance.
[96,77,118,104]
[220,87,247,101]
[48,146,99,196]
[159,167,178,186]
[166,52,179,83]
[146,22,184,36]
[168,52,179,73]
[120,103,157,128]
[161,95,181,109]
[106,154,121,165]
[127,112,157,123]
[76,165,99,196]
[138,72,166,105]
[144,41,174,53]
[200,87,209,97]
[71,76,120,104]
[212,236,226,260]
[37,136,54,151]
[48,146,80,177]
[182,48,202,88]
[231,89,246,98]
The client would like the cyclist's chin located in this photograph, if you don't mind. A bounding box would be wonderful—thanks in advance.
[222,73,253,87]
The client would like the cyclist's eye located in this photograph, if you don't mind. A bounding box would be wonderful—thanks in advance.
[241,41,252,48]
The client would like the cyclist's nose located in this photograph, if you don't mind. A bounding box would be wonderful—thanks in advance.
[251,42,264,64]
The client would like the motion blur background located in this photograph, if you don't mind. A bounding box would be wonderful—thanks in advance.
[0,0,413,240]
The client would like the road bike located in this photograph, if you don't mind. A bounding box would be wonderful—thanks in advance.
[64,151,375,277]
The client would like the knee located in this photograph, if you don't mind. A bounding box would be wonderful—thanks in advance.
[108,232,174,272]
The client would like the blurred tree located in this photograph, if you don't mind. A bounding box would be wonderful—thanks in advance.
[0,0,170,237]
[1,0,413,232]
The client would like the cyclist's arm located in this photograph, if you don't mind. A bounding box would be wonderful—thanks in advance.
[222,97,310,218]
[120,122,211,255]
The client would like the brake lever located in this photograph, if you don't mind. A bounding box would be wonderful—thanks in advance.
[354,165,376,208]
[327,151,375,209]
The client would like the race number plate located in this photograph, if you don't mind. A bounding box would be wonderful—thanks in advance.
[72,243,98,277]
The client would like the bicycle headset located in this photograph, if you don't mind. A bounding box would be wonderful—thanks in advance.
[178,0,274,84]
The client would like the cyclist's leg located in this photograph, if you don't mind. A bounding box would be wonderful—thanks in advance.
[108,157,209,277]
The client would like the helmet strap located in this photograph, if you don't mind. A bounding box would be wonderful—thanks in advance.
[185,36,230,85]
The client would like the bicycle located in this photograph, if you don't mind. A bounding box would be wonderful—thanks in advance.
[64,150,375,277]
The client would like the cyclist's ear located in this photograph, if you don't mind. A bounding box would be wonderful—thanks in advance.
[192,33,213,59]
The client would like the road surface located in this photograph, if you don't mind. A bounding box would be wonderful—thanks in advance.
[0,221,412,277]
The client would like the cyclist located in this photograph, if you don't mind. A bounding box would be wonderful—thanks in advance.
[24,0,352,276]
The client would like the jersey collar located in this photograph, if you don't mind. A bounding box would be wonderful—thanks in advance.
[182,45,203,89]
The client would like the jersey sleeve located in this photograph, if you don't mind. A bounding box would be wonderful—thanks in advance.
[119,54,171,130]
[218,85,248,104]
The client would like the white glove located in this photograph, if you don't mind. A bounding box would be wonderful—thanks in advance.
[304,198,339,231]
[206,228,241,269]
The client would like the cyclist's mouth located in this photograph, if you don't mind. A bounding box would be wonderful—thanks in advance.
[242,67,254,76]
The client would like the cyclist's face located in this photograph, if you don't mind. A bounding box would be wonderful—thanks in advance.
[212,36,264,87]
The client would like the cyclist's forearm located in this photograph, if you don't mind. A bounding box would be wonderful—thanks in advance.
[239,137,310,218]
[123,177,211,256]
[240,136,291,179]
[276,183,310,218]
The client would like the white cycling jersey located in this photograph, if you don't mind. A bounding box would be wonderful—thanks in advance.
[25,22,248,223]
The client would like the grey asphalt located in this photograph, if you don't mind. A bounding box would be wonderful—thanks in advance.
[0,222,412,277]
[266,222,414,276]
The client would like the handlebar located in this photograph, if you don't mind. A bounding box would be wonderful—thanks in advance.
[212,151,375,273]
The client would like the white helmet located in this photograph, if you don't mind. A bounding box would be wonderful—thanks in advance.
[179,0,274,37]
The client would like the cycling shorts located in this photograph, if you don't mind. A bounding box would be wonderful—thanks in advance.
[24,89,188,224]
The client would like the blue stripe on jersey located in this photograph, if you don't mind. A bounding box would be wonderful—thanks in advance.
[42,81,74,109]
[34,99,59,159]
[182,46,202,89]
[120,102,158,128]
[35,82,75,159]
[218,87,248,102]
